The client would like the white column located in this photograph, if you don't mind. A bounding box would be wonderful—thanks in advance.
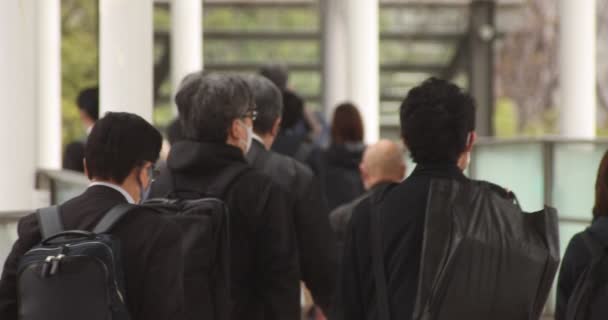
[0,0,38,211]
[347,0,380,143]
[36,0,62,169]
[321,0,349,121]
[99,0,154,122]
[171,0,203,114]
[559,0,596,138]
[322,0,380,143]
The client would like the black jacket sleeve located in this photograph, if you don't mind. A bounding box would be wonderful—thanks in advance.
[255,182,301,320]
[331,202,366,320]
[295,175,338,313]
[556,233,590,320]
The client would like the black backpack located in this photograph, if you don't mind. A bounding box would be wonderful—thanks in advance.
[144,164,250,320]
[17,203,135,320]
[565,231,608,320]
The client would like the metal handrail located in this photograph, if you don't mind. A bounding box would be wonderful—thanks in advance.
[0,211,29,224]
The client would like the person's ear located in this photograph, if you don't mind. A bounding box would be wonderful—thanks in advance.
[466,131,477,152]
[229,119,243,140]
[359,163,368,180]
[271,117,282,137]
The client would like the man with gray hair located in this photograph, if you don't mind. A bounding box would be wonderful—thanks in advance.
[166,72,300,320]
[330,140,406,247]
[245,75,337,313]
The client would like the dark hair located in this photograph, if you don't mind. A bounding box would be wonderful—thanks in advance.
[246,75,283,135]
[400,77,476,164]
[331,102,364,144]
[593,150,608,218]
[281,90,304,130]
[77,87,99,121]
[176,72,255,143]
[259,64,288,90]
[85,112,162,184]
[166,118,184,145]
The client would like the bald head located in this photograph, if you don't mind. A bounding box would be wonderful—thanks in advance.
[360,140,406,189]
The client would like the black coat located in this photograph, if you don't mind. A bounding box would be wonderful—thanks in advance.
[0,185,185,320]
[556,216,608,320]
[168,141,300,320]
[62,140,86,172]
[247,139,337,313]
[329,183,393,260]
[332,163,466,320]
[320,143,366,211]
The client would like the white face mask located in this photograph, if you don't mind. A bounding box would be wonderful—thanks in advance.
[238,120,253,153]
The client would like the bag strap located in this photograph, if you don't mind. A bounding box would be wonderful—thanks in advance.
[370,189,391,320]
[93,203,137,234]
[37,206,64,239]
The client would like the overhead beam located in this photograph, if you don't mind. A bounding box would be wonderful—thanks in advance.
[153,30,477,42]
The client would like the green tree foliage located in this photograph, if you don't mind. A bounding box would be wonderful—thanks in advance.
[61,0,98,146]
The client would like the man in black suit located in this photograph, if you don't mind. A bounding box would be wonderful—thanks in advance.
[167,72,300,320]
[62,87,99,172]
[245,75,337,313]
[329,139,406,253]
[0,112,184,320]
[333,78,477,320]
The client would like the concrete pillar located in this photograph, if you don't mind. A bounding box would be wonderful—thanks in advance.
[99,0,154,122]
[36,0,62,169]
[0,0,38,211]
[321,0,349,121]
[171,0,203,114]
[322,0,380,143]
[559,0,596,138]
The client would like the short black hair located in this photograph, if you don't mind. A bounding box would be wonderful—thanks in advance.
[77,87,99,121]
[85,112,162,183]
[400,77,476,164]
[259,64,288,90]
[176,72,255,143]
[246,75,283,135]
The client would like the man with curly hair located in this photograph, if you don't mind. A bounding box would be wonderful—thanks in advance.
[332,78,477,320]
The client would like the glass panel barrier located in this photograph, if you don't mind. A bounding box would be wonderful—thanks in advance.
[471,142,545,211]
[553,143,608,220]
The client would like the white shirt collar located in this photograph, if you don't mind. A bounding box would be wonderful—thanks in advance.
[86,124,94,136]
[252,133,264,145]
[88,181,136,204]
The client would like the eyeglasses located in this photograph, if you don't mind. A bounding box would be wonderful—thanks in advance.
[241,110,258,121]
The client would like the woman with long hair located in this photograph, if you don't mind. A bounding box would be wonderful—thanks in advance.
[556,149,608,320]
[320,102,366,211]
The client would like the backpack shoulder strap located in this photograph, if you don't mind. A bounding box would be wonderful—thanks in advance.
[37,206,64,239]
[581,231,607,260]
[370,187,392,320]
[93,203,137,234]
